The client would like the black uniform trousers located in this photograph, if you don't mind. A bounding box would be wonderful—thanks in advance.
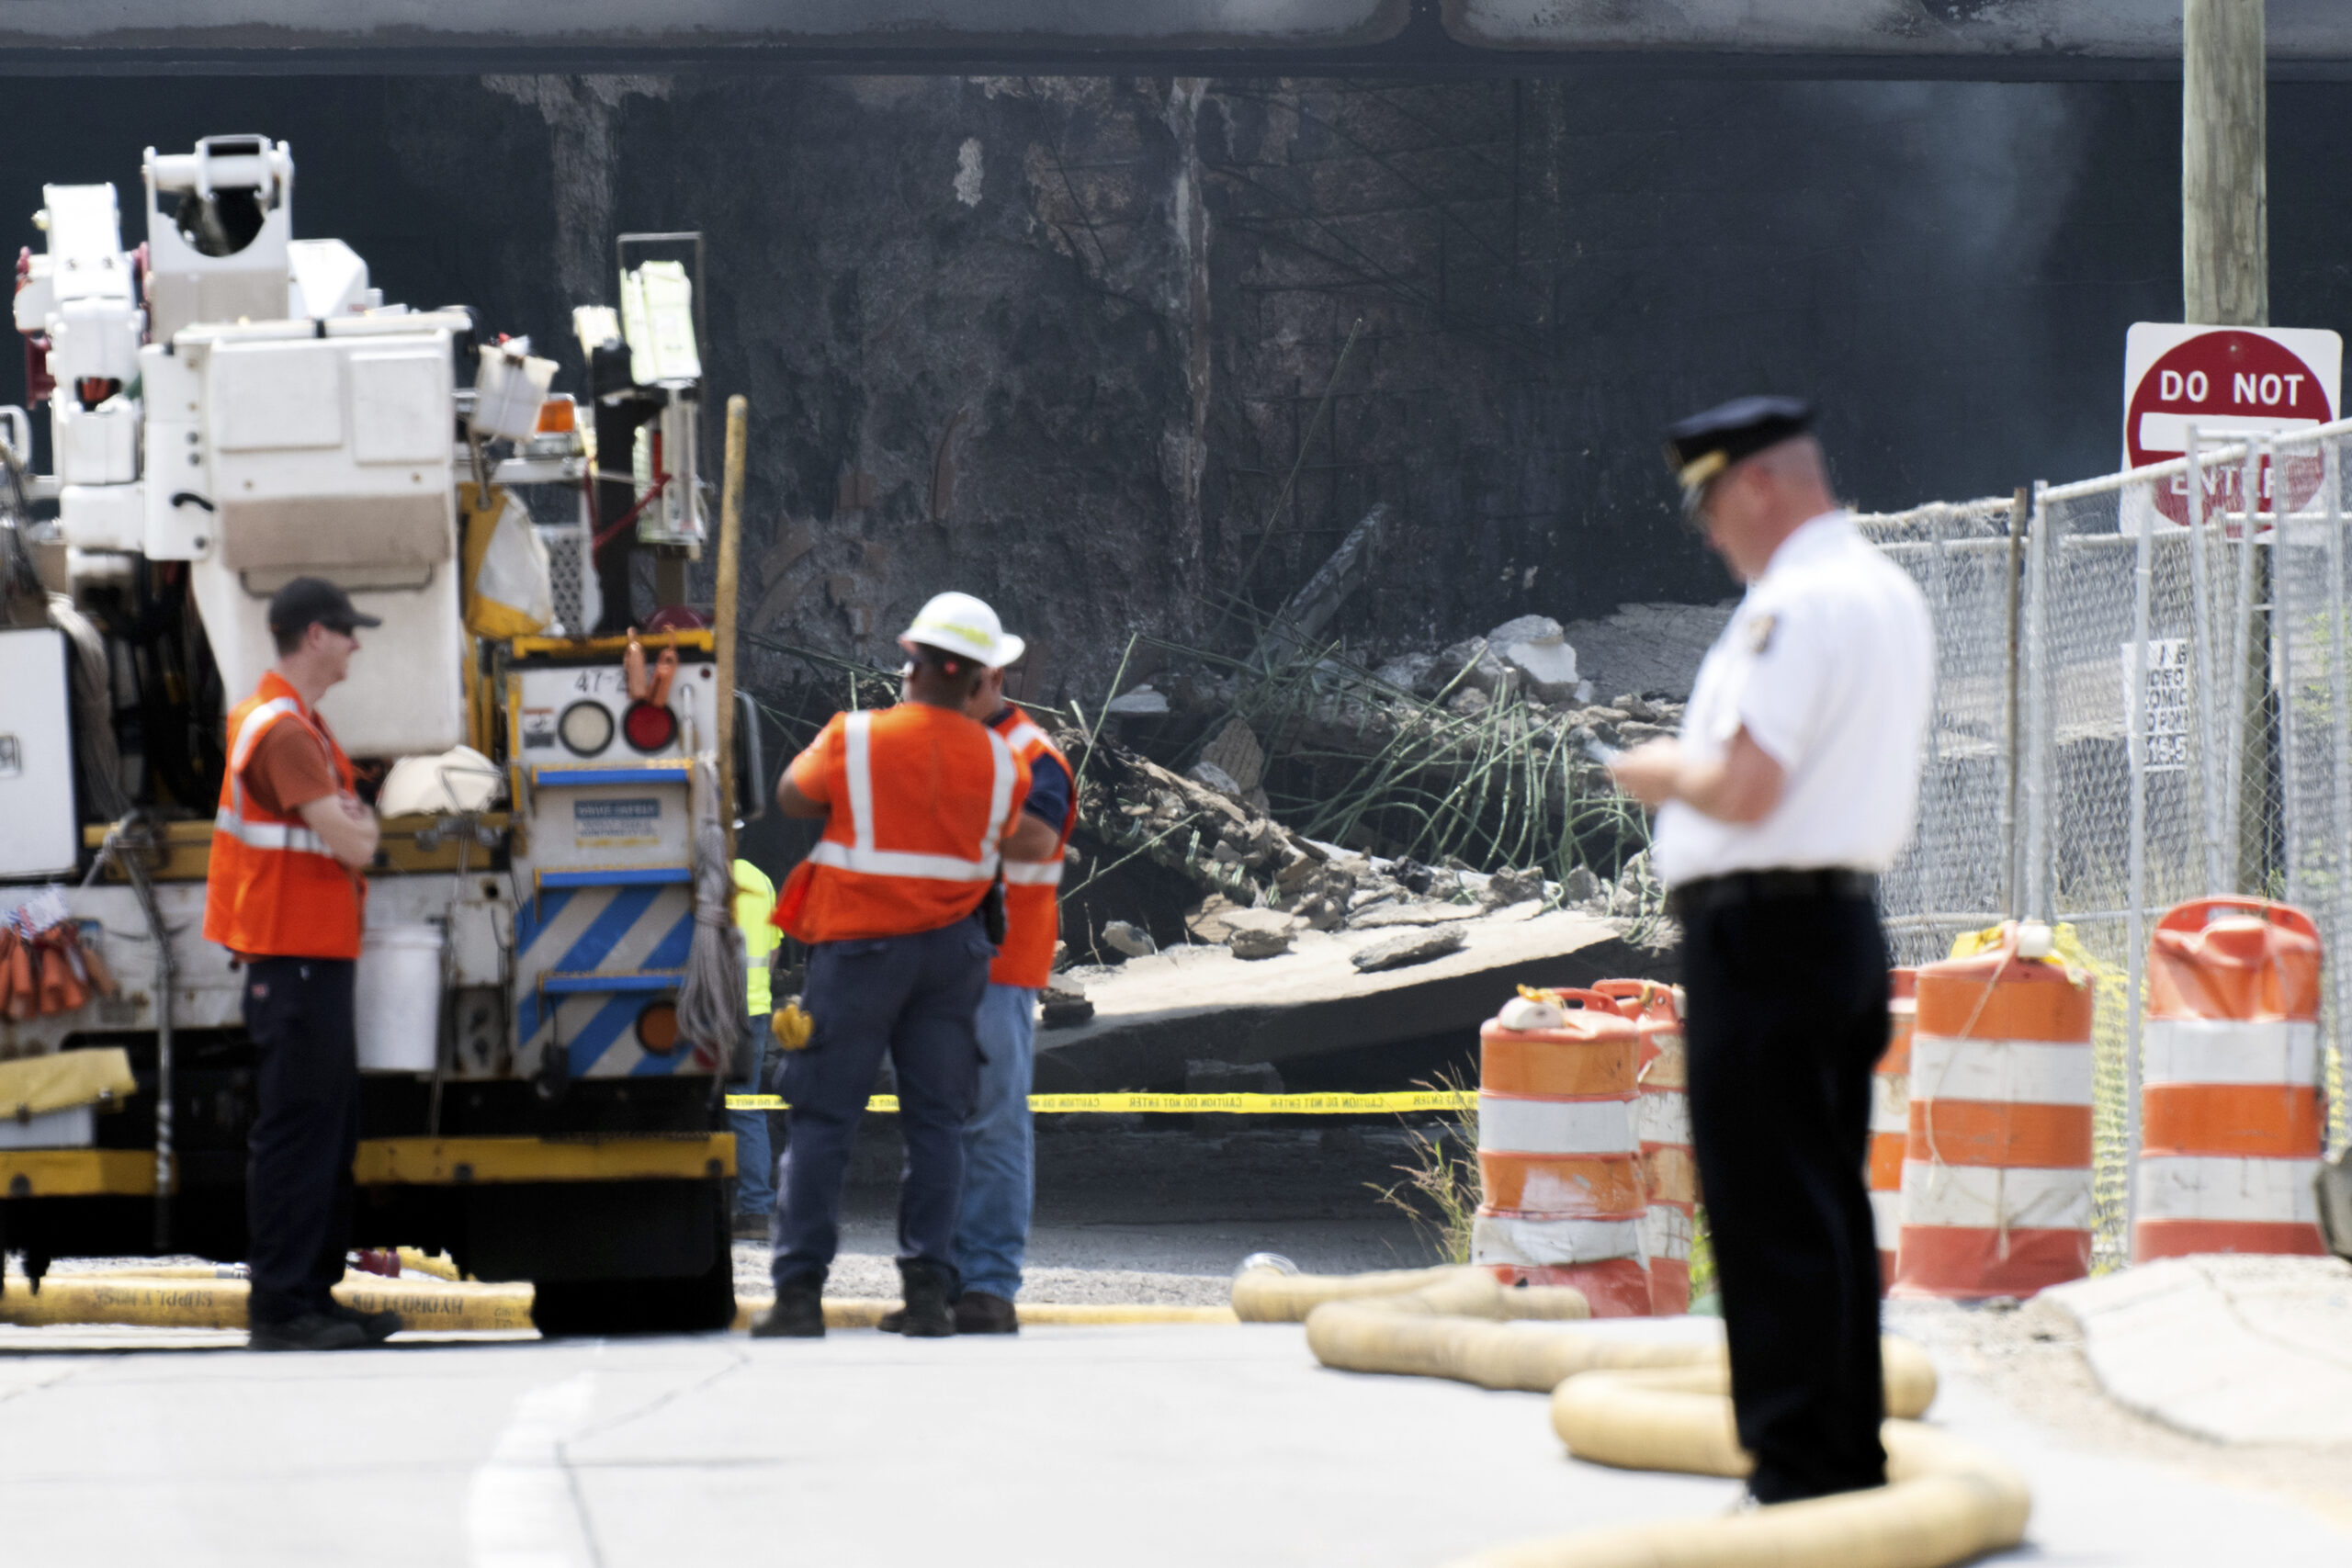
[1679,886,1889,1502]
[242,955,362,1327]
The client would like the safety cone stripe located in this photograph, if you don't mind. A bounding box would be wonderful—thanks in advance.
[2135,1155,2324,1222]
[1639,1145,1697,1205]
[1905,1100,2094,1168]
[2143,1018,2322,1085]
[1632,1093,1690,1144]
[1892,1225,2092,1298]
[1908,1035,2094,1105]
[1471,1214,1646,1267]
[1868,1134,1905,1190]
[1869,1188,1902,1245]
[1479,1032,1638,1098]
[1477,1094,1640,1156]
[1896,1161,2092,1230]
[2143,1086,2326,1155]
[1870,1074,1909,1134]
[2132,1219,2334,1259]
[1476,1153,1647,1215]
[1641,1203,1692,1260]
[1916,970,2095,1040]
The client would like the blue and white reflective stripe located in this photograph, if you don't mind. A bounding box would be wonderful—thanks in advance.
[814,710,1014,882]
[1002,859,1064,886]
[212,807,332,857]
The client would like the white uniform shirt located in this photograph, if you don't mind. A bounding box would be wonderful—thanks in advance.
[1651,510,1933,887]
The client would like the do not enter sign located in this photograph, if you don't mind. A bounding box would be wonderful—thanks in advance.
[2124,323,2343,525]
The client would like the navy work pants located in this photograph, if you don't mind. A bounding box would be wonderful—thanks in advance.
[769,916,991,1292]
[1680,890,1889,1503]
[242,955,362,1327]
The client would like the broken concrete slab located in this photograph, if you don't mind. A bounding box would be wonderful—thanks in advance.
[1557,601,1737,702]
[1487,615,1584,703]
[1349,901,1477,930]
[1352,926,1467,972]
[2043,1255,2352,1446]
[1037,911,1667,1091]
[1229,927,1295,960]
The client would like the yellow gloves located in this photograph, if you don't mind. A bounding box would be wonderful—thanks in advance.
[771,999,814,1052]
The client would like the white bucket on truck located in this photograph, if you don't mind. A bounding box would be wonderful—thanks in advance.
[355,922,444,1073]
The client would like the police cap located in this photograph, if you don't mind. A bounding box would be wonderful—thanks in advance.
[1662,396,1815,511]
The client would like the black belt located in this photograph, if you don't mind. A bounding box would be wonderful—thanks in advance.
[1668,868,1877,919]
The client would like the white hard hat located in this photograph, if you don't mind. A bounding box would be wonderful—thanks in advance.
[898,591,1025,670]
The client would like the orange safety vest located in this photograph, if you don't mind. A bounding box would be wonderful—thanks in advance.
[775,703,1031,945]
[989,710,1077,989]
[202,670,367,960]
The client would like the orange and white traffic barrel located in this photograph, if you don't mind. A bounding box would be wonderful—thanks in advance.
[1595,979,1694,1314]
[2135,897,2330,1261]
[1870,968,1918,1288]
[1894,923,2096,1299]
[1474,990,1650,1316]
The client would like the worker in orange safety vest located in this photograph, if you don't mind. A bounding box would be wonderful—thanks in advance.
[943,637,1076,1334]
[202,576,401,1353]
[752,592,1042,1339]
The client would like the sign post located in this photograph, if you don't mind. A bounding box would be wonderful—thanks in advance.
[2124,322,2342,524]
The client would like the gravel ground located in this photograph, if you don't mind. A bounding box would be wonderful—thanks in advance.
[1888,1294,2352,1528]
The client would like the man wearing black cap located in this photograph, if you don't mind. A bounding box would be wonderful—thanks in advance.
[1609,400,1931,1504]
[203,577,400,1351]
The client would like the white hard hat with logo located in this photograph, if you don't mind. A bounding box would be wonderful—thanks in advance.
[899,591,1025,670]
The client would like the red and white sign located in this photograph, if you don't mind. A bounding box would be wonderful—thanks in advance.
[2124,323,2343,525]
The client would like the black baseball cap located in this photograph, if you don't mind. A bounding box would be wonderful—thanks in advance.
[267,576,382,637]
[1663,396,1815,513]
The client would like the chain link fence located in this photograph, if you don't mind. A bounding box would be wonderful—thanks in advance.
[1861,422,2352,1267]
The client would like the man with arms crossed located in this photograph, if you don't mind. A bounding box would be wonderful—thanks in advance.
[205,577,401,1352]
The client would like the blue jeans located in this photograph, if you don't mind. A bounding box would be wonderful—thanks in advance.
[769,918,990,1292]
[730,1032,775,1216]
[954,984,1037,1301]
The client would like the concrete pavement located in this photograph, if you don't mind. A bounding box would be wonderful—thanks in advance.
[2,1320,2346,1567]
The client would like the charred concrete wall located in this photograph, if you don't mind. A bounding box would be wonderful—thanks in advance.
[10,73,2352,696]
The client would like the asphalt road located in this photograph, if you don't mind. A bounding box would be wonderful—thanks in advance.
[1,1319,2346,1567]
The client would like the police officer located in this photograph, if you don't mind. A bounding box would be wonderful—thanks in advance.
[1609,399,1931,1503]
[204,577,402,1352]
[753,593,1034,1339]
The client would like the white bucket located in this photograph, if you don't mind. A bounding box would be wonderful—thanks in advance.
[355,922,444,1073]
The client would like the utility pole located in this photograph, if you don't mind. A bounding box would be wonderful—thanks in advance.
[2183,0,2267,326]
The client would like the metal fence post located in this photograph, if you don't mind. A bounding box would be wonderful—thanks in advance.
[2023,481,2054,922]
[2124,468,2155,1241]
[2186,426,2228,893]
[2002,487,2028,919]
[2326,434,2352,1155]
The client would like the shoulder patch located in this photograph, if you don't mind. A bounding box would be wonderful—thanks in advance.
[1747,613,1777,655]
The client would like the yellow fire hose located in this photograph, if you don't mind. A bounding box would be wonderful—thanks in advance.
[1233,1266,2031,1568]
[2,1267,1238,1336]
[0,1273,537,1332]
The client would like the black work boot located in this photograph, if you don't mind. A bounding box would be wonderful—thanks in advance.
[954,1291,1019,1335]
[752,1273,826,1338]
[329,1301,403,1344]
[894,1258,956,1338]
[250,1313,368,1352]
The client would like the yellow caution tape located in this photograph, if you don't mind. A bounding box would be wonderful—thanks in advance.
[723,1090,1474,1114]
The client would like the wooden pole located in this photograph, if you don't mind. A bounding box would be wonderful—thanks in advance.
[2183,0,2267,327]
[714,393,749,864]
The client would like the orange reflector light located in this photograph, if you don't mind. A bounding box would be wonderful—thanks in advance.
[638,1001,680,1055]
[535,398,576,434]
